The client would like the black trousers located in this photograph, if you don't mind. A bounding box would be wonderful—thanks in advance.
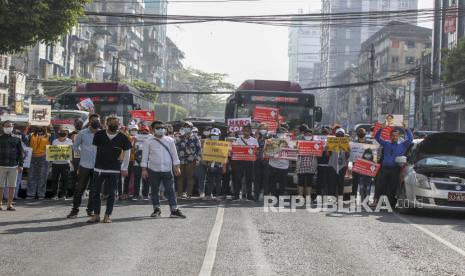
[352,172,360,196]
[269,166,288,197]
[374,166,400,206]
[68,157,80,197]
[133,166,150,197]
[327,167,347,197]
[233,160,254,198]
[317,165,330,196]
[254,159,270,199]
[72,166,93,212]
[51,163,70,197]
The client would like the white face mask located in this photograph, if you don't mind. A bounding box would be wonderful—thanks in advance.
[3,127,13,135]
[259,129,267,135]
[130,130,138,136]
[184,128,192,134]
[277,134,285,139]
[210,135,220,140]
[154,129,166,136]
[304,136,312,141]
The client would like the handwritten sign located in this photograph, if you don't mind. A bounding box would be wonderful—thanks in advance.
[202,140,230,163]
[29,105,51,126]
[297,140,324,156]
[227,118,251,133]
[326,136,350,152]
[352,159,381,177]
[231,145,257,161]
[46,145,73,162]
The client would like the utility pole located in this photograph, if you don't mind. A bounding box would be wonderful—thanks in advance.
[369,43,375,124]
[111,56,116,82]
[418,51,424,130]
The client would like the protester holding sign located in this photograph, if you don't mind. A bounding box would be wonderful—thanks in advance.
[295,127,318,199]
[50,128,73,199]
[132,125,153,200]
[253,122,270,201]
[0,121,23,211]
[269,127,290,198]
[353,148,376,201]
[232,124,258,200]
[351,128,373,199]
[27,126,52,199]
[203,128,227,200]
[327,128,350,198]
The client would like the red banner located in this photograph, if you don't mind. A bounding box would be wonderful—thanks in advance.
[231,145,257,161]
[130,110,155,122]
[253,106,279,131]
[372,122,392,141]
[297,140,324,157]
[352,159,381,177]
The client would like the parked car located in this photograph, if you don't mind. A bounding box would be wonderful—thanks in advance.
[397,132,465,213]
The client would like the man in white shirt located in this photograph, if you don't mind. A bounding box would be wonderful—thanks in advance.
[232,124,258,200]
[141,120,186,218]
[268,127,290,197]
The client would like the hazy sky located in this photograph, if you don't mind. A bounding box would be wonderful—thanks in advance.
[167,0,434,86]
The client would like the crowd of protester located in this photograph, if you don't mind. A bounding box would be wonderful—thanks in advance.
[0,113,413,220]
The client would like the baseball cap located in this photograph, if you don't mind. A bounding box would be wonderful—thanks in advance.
[211,128,221,136]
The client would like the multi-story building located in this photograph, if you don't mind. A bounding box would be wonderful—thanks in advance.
[288,9,321,89]
[0,55,10,110]
[431,0,465,132]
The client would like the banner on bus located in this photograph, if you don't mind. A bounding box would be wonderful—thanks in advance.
[297,140,324,156]
[29,105,51,126]
[231,145,257,161]
[202,140,230,163]
[130,110,155,122]
[46,145,73,162]
[227,118,251,133]
[326,136,350,152]
[352,159,381,177]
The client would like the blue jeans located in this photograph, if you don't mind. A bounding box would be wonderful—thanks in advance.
[27,156,49,198]
[148,170,177,211]
[91,172,119,215]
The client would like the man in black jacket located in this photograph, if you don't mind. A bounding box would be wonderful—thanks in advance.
[0,121,24,211]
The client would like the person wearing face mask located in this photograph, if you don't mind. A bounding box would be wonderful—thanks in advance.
[351,128,372,200]
[50,128,73,199]
[87,116,131,223]
[27,126,52,199]
[196,127,212,198]
[268,127,291,198]
[296,127,318,199]
[141,120,185,218]
[0,121,23,211]
[175,121,202,199]
[166,124,174,137]
[254,123,270,201]
[203,128,227,200]
[358,148,375,202]
[67,114,101,219]
[132,125,153,200]
[232,124,259,200]
[327,128,350,200]
[117,124,138,200]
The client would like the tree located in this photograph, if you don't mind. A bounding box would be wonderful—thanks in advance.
[0,0,89,54]
[169,68,235,118]
[442,38,465,100]
[123,79,160,103]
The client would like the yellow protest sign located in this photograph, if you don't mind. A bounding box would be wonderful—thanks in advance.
[46,145,73,161]
[202,140,230,163]
[326,136,350,152]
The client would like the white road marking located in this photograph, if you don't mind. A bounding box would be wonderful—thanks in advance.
[394,213,465,257]
[199,204,225,276]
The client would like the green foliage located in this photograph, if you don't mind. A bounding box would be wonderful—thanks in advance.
[43,76,92,97]
[122,79,160,102]
[154,103,189,122]
[0,0,89,54]
[442,38,465,100]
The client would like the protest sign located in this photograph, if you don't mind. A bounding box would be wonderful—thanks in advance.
[349,142,379,162]
[352,159,381,177]
[29,105,51,126]
[46,145,73,162]
[130,110,155,122]
[227,118,251,133]
[253,106,279,131]
[77,98,94,110]
[385,114,404,127]
[372,122,392,141]
[263,138,291,158]
[202,140,230,163]
[277,148,299,160]
[231,145,257,161]
[313,135,328,144]
[297,140,324,156]
[326,136,350,152]
[23,147,32,168]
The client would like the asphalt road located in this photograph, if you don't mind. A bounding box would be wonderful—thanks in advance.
[1,198,465,276]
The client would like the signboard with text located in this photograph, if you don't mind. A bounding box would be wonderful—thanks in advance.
[202,140,230,163]
[297,140,324,157]
[352,159,381,177]
[29,105,51,126]
[227,118,251,133]
[231,145,257,161]
[130,110,155,122]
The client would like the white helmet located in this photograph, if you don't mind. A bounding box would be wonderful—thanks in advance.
[210,128,221,136]
[192,127,199,133]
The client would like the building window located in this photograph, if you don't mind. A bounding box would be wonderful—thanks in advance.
[405,41,415,48]
[391,56,399,63]
[405,56,415,64]
[3,57,7,69]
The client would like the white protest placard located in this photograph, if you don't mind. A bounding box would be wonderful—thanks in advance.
[77,98,94,110]
[385,114,404,127]
[313,135,328,145]
[29,105,51,126]
[23,147,32,168]
[349,142,379,162]
[227,118,251,132]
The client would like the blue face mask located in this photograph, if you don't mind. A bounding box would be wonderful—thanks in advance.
[154,128,166,136]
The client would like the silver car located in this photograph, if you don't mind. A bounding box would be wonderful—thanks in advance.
[397,132,465,212]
